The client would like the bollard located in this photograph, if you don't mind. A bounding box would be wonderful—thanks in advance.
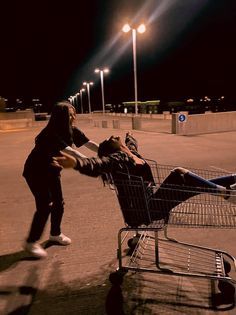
[112,120,120,129]
[132,116,142,130]
[102,120,108,128]
[94,120,100,127]
[171,112,188,135]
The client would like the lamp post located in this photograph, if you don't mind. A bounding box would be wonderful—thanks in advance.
[68,95,75,107]
[79,88,85,114]
[122,23,146,115]
[75,93,80,112]
[83,82,94,114]
[95,68,109,114]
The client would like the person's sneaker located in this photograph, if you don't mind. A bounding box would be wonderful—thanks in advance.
[227,183,236,204]
[23,242,47,258]
[49,233,71,245]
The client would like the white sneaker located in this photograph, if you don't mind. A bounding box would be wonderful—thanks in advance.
[49,233,71,245]
[24,242,47,258]
[227,183,236,204]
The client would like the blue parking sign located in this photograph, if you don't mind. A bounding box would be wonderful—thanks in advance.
[178,114,186,122]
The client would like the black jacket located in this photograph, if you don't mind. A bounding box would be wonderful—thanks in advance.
[74,134,154,183]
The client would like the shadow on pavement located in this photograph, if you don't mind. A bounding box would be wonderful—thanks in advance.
[0,252,235,314]
[0,251,41,272]
[120,272,236,314]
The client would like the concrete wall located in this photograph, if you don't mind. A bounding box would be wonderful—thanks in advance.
[0,110,34,120]
[90,113,171,133]
[0,110,34,130]
[172,111,236,135]
[0,118,33,130]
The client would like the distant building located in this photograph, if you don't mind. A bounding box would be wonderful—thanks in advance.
[122,100,160,114]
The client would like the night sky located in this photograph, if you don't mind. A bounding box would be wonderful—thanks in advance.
[1,0,236,111]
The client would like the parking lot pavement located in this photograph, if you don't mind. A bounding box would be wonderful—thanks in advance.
[0,121,236,314]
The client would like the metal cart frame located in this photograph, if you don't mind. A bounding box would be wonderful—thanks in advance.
[107,160,236,284]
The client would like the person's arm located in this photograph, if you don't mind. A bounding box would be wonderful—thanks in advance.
[125,132,138,153]
[72,127,99,153]
[63,146,87,158]
[52,151,126,177]
[83,140,99,153]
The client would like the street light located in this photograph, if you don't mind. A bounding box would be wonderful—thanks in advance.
[75,93,81,112]
[83,82,94,114]
[68,95,76,107]
[79,88,85,114]
[95,67,109,114]
[122,23,146,115]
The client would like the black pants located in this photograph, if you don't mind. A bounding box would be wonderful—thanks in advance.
[24,172,64,242]
[150,169,235,220]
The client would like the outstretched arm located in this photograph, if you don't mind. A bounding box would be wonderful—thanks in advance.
[83,140,99,153]
[63,146,87,158]
[52,151,126,177]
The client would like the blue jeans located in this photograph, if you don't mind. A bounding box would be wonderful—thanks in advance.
[150,169,235,220]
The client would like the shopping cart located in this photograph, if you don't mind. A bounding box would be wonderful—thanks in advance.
[105,160,236,294]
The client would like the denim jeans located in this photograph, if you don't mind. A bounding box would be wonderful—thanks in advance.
[25,172,64,242]
[150,169,235,220]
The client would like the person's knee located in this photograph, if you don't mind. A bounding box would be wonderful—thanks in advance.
[35,200,52,215]
[52,200,65,213]
[172,167,189,174]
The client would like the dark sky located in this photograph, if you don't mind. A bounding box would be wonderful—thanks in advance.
[1,0,236,111]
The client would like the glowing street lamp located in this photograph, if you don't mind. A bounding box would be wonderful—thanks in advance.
[83,82,94,114]
[122,23,146,115]
[95,67,109,114]
[79,88,85,114]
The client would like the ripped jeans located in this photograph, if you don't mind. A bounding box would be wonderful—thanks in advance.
[150,168,236,219]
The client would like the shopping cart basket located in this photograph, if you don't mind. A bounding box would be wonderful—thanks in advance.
[105,160,236,291]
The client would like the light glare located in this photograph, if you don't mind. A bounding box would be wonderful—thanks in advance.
[137,24,146,34]
[122,24,131,33]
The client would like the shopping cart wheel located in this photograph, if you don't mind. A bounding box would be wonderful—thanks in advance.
[223,259,231,274]
[127,234,141,249]
[218,279,235,298]
[109,270,125,285]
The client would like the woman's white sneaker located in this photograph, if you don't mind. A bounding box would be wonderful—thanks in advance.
[24,242,47,258]
[49,233,71,245]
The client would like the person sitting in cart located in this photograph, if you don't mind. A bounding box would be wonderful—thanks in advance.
[52,132,236,223]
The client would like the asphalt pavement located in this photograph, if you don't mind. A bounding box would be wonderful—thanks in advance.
[0,118,236,315]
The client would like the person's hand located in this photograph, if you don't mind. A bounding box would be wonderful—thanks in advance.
[52,151,77,169]
[126,131,132,137]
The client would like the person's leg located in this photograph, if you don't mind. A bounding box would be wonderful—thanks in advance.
[48,174,71,245]
[25,175,52,243]
[209,174,236,187]
[209,174,236,203]
[150,167,227,220]
[49,174,64,236]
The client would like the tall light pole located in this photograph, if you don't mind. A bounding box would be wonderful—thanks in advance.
[122,23,146,115]
[83,82,94,114]
[68,95,76,107]
[79,88,85,114]
[95,68,109,114]
[75,93,80,112]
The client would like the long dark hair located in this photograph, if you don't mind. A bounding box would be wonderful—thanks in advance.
[35,101,74,146]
